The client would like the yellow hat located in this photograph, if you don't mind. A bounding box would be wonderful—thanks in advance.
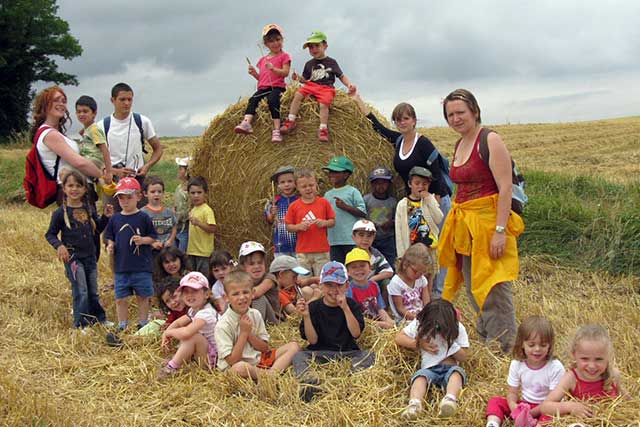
[345,248,371,266]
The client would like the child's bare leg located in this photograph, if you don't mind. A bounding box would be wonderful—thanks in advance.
[171,334,208,367]
[288,92,304,118]
[136,295,150,324]
[273,118,281,129]
[445,371,463,398]
[269,342,300,374]
[115,298,128,325]
[409,376,428,401]
[486,414,501,425]
[231,361,259,379]
[243,114,254,124]
[319,103,329,126]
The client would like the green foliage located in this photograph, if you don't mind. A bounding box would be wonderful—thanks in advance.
[519,171,640,275]
[0,0,82,141]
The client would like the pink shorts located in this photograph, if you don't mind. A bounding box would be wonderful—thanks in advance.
[299,81,336,106]
[207,341,217,367]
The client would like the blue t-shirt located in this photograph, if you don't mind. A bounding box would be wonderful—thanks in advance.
[141,206,176,244]
[264,194,299,254]
[104,211,157,273]
[324,185,367,246]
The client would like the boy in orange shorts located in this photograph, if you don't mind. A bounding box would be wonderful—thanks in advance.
[280,30,356,143]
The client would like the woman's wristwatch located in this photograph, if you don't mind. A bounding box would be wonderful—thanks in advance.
[495,225,506,234]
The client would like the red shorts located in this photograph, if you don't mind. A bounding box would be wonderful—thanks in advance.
[299,81,336,106]
[257,349,277,369]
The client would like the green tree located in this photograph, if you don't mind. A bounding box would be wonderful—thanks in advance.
[0,0,82,142]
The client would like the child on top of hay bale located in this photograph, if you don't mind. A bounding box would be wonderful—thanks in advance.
[159,272,220,379]
[238,241,281,325]
[387,243,433,323]
[322,156,367,264]
[351,219,394,299]
[234,24,291,143]
[264,165,298,257]
[285,168,335,275]
[105,177,157,331]
[344,248,394,329]
[363,166,397,267]
[279,30,356,143]
[186,176,217,278]
[215,271,300,379]
[485,315,565,427]
[293,261,376,402]
[396,299,469,419]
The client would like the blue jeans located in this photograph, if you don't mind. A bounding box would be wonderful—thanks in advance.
[433,195,452,298]
[64,256,106,328]
[175,228,189,253]
[411,364,467,389]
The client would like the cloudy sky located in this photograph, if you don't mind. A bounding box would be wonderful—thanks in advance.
[47,0,640,137]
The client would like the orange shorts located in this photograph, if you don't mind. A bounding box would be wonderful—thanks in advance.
[257,349,277,369]
[299,81,336,106]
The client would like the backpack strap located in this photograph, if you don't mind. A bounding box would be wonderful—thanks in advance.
[34,125,60,180]
[478,127,495,166]
[394,134,403,150]
[133,112,147,154]
[103,116,111,144]
[426,147,439,166]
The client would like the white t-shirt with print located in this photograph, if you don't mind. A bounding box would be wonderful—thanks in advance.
[507,359,565,404]
[403,319,469,369]
[99,113,156,170]
[387,274,428,322]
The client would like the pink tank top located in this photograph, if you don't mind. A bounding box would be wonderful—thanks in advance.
[449,129,499,203]
[571,368,618,399]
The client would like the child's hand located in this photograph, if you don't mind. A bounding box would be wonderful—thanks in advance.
[419,338,439,354]
[132,235,144,246]
[188,213,200,227]
[106,242,114,255]
[336,293,348,310]
[239,314,253,334]
[57,245,70,263]
[152,240,163,250]
[104,204,114,218]
[161,331,173,351]
[270,205,278,222]
[248,64,258,77]
[568,401,593,418]
[348,84,357,95]
[265,62,274,71]
[299,220,312,231]
[292,71,299,81]
[296,298,309,317]
[334,197,349,211]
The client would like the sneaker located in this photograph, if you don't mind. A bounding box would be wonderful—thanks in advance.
[299,379,321,403]
[401,399,422,418]
[105,332,123,348]
[234,120,253,135]
[279,119,297,135]
[318,127,329,142]
[157,364,178,380]
[271,129,283,143]
[101,320,115,328]
[438,396,457,417]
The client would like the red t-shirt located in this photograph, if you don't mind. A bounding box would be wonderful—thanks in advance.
[285,196,335,253]
[166,308,188,325]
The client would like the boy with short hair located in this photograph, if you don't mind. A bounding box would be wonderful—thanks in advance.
[105,177,157,330]
[186,176,217,277]
[351,219,394,298]
[215,271,300,379]
[344,248,394,329]
[141,175,177,250]
[285,169,335,276]
[322,156,367,265]
[293,261,376,401]
[75,95,113,185]
[280,31,356,142]
[364,166,397,266]
[265,165,298,257]
[269,255,320,316]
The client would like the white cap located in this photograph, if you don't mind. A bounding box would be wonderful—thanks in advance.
[175,157,191,167]
[352,219,376,233]
[238,241,266,258]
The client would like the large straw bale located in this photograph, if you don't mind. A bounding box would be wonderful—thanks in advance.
[190,87,399,255]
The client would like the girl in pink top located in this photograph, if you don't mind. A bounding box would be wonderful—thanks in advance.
[540,324,627,421]
[234,24,291,143]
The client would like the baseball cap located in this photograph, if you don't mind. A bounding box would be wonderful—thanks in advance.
[270,165,295,183]
[322,156,354,173]
[175,157,191,167]
[238,241,266,258]
[269,255,310,275]
[368,166,393,182]
[179,272,209,290]
[262,24,284,37]
[319,261,348,284]
[114,177,141,196]
[345,248,371,266]
[409,166,433,180]
[303,30,327,49]
[352,219,376,233]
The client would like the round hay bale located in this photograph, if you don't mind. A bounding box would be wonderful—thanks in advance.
[191,86,400,255]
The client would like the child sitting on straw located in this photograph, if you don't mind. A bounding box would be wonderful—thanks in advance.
[215,271,300,379]
[238,241,281,324]
[264,165,298,257]
[293,261,375,402]
[279,30,356,143]
[268,255,320,317]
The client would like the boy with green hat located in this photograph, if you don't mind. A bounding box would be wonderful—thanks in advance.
[280,30,357,143]
[322,155,367,264]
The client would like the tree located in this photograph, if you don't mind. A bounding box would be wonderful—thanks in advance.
[0,0,82,142]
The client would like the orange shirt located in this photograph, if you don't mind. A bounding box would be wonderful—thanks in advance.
[285,196,335,253]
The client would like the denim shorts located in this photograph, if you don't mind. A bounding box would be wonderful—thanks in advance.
[114,271,154,299]
[411,364,467,389]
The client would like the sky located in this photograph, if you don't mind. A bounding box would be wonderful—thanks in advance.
[45,0,640,137]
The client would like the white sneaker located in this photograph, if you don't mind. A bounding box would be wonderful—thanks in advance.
[401,399,422,418]
[101,320,115,328]
[438,396,458,417]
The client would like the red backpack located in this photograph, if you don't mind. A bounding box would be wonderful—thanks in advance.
[24,125,60,208]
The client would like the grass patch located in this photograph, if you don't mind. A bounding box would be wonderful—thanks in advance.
[519,171,640,275]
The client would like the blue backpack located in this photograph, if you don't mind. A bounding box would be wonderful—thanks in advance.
[103,113,148,154]
[395,135,454,195]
